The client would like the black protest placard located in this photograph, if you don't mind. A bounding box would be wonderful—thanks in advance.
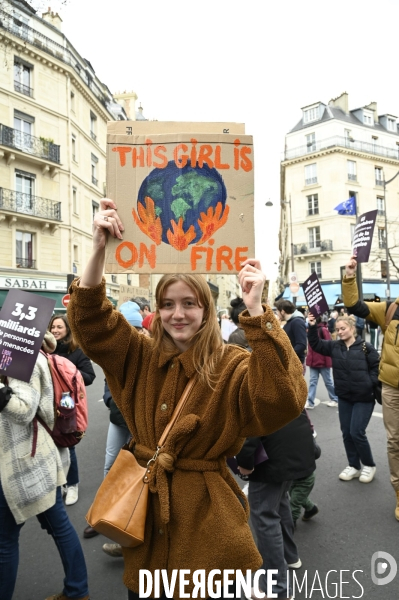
[302,272,329,317]
[352,209,378,263]
[0,289,55,382]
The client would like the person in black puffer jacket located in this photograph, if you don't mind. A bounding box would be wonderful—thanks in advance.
[50,314,96,507]
[308,313,379,484]
[236,410,315,599]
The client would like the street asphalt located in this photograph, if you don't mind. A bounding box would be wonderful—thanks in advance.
[12,360,399,600]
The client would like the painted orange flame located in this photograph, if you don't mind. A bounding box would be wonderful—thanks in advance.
[197,202,229,244]
[166,218,196,251]
[132,196,162,245]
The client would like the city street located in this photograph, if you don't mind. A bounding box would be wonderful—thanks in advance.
[13,362,398,600]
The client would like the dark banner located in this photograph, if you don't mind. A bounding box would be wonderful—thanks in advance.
[0,289,56,383]
[352,209,378,263]
[302,272,329,317]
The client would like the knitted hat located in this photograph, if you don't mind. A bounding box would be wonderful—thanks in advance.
[142,312,155,332]
[42,330,57,353]
[119,301,143,328]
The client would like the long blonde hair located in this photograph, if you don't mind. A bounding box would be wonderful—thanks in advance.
[151,274,225,388]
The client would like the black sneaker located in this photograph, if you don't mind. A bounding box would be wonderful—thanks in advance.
[302,504,319,521]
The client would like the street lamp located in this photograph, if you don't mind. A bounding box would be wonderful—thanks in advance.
[266,196,296,304]
[383,169,399,301]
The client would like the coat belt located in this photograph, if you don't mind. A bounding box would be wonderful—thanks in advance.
[134,443,228,523]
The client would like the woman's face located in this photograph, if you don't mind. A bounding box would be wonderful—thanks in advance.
[51,318,68,341]
[159,281,204,352]
[336,321,355,342]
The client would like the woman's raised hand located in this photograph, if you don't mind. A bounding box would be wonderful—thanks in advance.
[345,256,357,278]
[92,198,124,249]
[238,259,266,317]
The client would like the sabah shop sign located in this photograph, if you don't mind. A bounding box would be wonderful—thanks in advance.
[105,133,255,274]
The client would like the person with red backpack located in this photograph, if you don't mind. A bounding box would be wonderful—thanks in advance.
[0,331,89,600]
[305,315,339,409]
[49,315,95,506]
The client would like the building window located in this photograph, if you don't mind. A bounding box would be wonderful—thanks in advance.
[15,170,35,212]
[381,260,387,278]
[14,59,33,97]
[92,200,99,222]
[363,112,373,125]
[72,187,78,214]
[350,224,356,242]
[306,133,316,152]
[305,163,317,186]
[71,135,77,161]
[73,244,79,263]
[347,160,357,181]
[378,228,386,249]
[91,153,98,186]
[16,231,35,268]
[310,261,322,277]
[377,196,385,216]
[111,275,117,283]
[387,118,396,132]
[90,112,97,141]
[375,167,383,186]
[308,226,320,249]
[70,91,75,112]
[303,106,319,123]
[13,110,34,152]
[307,194,319,215]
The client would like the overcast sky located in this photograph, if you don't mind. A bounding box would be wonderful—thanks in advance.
[32,0,399,278]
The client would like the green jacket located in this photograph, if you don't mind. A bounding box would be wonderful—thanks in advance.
[342,275,399,388]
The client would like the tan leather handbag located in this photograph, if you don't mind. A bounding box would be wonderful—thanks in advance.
[85,377,195,548]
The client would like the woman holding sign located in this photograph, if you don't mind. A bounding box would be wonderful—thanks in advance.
[307,312,379,484]
[67,198,306,600]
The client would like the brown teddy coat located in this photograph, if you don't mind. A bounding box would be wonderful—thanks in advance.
[68,279,307,596]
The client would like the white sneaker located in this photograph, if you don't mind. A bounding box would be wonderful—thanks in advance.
[287,558,302,569]
[305,402,315,410]
[327,400,338,407]
[339,466,361,481]
[65,484,78,505]
[359,466,376,483]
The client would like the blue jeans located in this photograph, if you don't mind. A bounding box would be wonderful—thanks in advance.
[338,399,376,470]
[307,367,338,405]
[248,479,297,598]
[67,445,79,486]
[104,422,131,478]
[0,482,89,600]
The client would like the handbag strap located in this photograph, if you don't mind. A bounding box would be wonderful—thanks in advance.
[157,377,196,448]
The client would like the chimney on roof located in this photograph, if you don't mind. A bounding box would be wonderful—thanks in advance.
[328,92,349,115]
[365,101,378,123]
[42,7,63,31]
[113,91,138,119]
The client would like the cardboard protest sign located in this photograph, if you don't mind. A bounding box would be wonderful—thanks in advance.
[352,210,378,263]
[117,285,150,308]
[107,121,245,136]
[0,289,55,382]
[105,133,254,274]
[302,272,329,317]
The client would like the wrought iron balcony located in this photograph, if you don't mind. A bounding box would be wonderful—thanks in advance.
[90,130,97,141]
[375,179,384,186]
[284,135,399,162]
[0,187,62,221]
[377,209,385,216]
[16,257,36,269]
[0,124,60,163]
[294,240,333,255]
[14,79,33,97]
[92,176,98,186]
[348,173,357,181]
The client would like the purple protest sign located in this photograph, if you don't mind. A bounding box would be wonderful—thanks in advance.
[302,272,329,317]
[352,209,378,263]
[0,289,55,383]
